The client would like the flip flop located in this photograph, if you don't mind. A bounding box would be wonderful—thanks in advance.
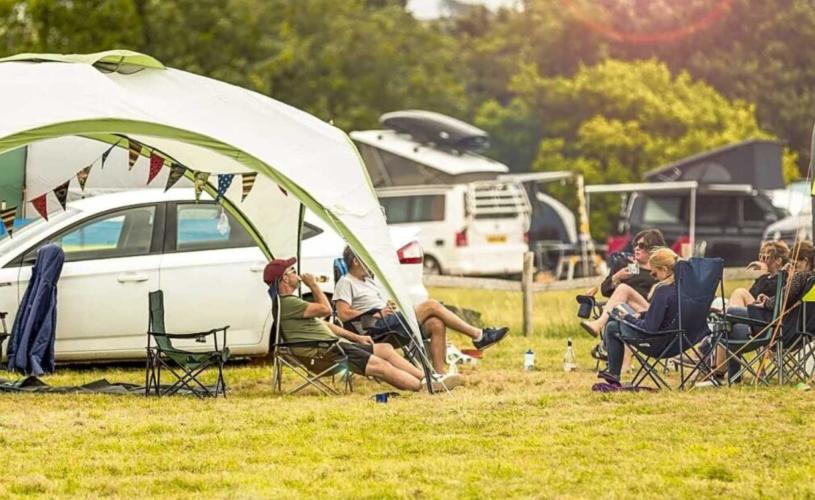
[580,320,599,338]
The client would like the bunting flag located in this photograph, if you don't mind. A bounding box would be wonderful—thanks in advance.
[0,205,16,237]
[76,165,92,192]
[31,194,48,221]
[53,180,70,210]
[216,174,234,200]
[164,163,186,192]
[193,171,210,202]
[242,173,257,202]
[147,153,164,185]
[128,139,143,170]
[101,143,115,170]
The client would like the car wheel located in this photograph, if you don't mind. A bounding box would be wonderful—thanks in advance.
[423,256,442,275]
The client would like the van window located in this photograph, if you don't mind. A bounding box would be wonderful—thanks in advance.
[696,196,733,225]
[742,197,767,223]
[642,196,683,224]
[380,195,445,223]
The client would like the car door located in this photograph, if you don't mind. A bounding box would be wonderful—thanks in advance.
[17,204,163,359]
[158,201,270,356]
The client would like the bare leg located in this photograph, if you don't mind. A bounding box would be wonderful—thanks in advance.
[585,284,650,333]
[414,299,481,339]
[622,347,632,373]
[422,317,447,374]
[371,343,424,380]
[728,288,754,308]
[364,354,421,391]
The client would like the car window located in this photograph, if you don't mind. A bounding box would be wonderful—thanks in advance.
[642,196,683,224]
[302,222,323,241]
[380,195,445,223]
[29,206,156,263]
[695,196,733,225]
[742,197,767,223]
[380,196,412,224]
[176,203,254,251]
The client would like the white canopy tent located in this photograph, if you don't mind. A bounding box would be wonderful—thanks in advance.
[0,50,425,354]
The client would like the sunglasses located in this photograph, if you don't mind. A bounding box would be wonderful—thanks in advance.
[635,241,649,250]
[758,253,772,261]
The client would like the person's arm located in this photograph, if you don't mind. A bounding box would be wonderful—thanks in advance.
[301,273,332,318]
[601,263,632,298]
[323,320,374,345]
[624,287,669,332]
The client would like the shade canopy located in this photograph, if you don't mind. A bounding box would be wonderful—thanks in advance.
[0,49,422,337]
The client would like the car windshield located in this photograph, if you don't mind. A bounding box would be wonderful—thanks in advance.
[0,209,80,255]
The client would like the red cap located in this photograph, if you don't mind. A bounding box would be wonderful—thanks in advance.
[263,257,297,285]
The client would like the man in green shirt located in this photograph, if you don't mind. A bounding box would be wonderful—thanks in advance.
[264,257,461,392]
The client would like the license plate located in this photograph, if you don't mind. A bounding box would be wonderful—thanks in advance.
[487,234,507,243]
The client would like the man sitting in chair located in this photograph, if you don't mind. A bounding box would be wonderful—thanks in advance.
[264,258,462,392]
[333,246,509,374]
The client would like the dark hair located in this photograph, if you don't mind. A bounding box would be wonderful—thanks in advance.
[793,240,815,269]
[633,229,666,250]
[342,245,356,270]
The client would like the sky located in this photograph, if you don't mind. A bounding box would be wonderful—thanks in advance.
[407,0,520,20]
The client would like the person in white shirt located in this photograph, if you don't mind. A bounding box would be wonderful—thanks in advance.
[333,246,509,373]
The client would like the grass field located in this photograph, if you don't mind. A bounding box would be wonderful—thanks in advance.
[1,283,814,498]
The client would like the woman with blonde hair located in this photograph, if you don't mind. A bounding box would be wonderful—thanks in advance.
[597,248,680,386]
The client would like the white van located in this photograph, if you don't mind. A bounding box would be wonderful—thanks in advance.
[377,181,530,276]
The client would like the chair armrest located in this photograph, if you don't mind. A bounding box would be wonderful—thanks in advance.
[346,308,383,324]
[147,326,229,339]
[277,339,339,348]
[619,320,684,337]
[722,314,768,328]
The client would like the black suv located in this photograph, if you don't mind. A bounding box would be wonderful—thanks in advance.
[617,190,786,266]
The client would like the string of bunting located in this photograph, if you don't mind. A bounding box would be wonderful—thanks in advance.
[14,135,271,234]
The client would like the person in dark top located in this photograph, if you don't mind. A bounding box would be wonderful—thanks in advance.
[579,229,666,337]
[597,248,680,385]
[728,240,789,308]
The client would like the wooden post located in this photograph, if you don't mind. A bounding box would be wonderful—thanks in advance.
[522,251,534,337]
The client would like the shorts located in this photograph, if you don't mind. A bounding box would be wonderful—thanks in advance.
[369,312,429,344]
[339,342,374,375]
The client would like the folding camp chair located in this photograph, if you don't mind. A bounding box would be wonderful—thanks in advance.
[269,286,353,395]
[719,272,787,386]
[618,258,725,390]
[0,312,8,358]
[768,275,815,384]
[145,290,230,398]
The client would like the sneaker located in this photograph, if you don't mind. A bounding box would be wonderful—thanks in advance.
[422,373,463,392]
[597,370,620,384]
[590,343,607,361]
[473,327,509,351]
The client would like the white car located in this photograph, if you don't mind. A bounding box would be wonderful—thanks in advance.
[0,189,426,362]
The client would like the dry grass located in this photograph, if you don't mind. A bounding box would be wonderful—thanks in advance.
[0,282,813,498]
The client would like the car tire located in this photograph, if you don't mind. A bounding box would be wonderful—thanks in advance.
[423,255,442,275]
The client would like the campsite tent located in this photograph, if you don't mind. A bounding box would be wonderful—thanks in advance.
[0,50,425,354]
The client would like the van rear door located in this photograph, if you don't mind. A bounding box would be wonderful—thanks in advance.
[466,181,530,247]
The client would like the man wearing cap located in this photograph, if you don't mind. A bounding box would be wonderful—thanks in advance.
[264,258,462,392]
[333,246,509,374]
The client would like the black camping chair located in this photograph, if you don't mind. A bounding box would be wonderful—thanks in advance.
[618,258,725,390]
[269,286,353,396]
[145,290,230,398]
[718,272,787,386]
[766,275,815,384]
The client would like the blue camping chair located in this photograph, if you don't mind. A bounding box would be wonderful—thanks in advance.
[618,258,725,390]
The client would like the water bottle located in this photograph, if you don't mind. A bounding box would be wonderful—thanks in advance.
[563,338,577,372]
[524,349,535,371]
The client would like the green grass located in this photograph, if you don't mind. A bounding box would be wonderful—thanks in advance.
[2,282,814,498]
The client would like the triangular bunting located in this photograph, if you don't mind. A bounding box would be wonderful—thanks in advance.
[101,143,115,170]
[193,171,210,202]
[0,205,16,237]
[76,165,92,192]
[31,194,48,221]
[53,180,70,210]
[164,163,186,192]
[242,173,257,202]
[148,153,164,185]
[128,139,143,170]
[216,174,234,201]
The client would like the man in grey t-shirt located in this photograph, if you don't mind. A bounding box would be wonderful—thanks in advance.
[334,246,509,374]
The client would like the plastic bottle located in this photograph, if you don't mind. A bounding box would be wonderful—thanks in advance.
[563,338,577,372]
[524,349,535,371]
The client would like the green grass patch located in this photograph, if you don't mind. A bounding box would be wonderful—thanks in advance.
[1,281,811,498]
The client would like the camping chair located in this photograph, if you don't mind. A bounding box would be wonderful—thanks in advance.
[768,276,815,384]
[269,286,353,395]
[718,272,788,386]
[145,290,230,398]
[0,312,8,358]
[618,258,725,390]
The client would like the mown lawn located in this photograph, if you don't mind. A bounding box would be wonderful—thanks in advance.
[1,282,813,498]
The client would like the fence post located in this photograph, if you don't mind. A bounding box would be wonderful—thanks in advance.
[522,251,534,337]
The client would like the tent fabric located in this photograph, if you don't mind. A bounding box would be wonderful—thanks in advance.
[0,50,422,341]
[7,244,65,376]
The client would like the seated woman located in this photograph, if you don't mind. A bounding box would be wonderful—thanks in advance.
[579,229,666,337]
[597,248,680,385]
[728,240,789,308]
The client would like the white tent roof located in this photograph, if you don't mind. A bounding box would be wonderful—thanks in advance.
[350,129,509,176]
[0,50,422,339]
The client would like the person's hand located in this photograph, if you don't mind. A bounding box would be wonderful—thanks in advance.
[614,304,629,316]
[746,261,768,273]
[301,273,317,287]
[355,335,374,346]
[612,267,631,285]
[753,293,769,307]
[380,304,396,317]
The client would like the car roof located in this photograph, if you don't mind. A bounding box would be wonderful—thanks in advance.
[67,188,200,212]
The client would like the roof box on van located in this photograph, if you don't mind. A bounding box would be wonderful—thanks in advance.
[380,110,490,152]
[644,139,784,190]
